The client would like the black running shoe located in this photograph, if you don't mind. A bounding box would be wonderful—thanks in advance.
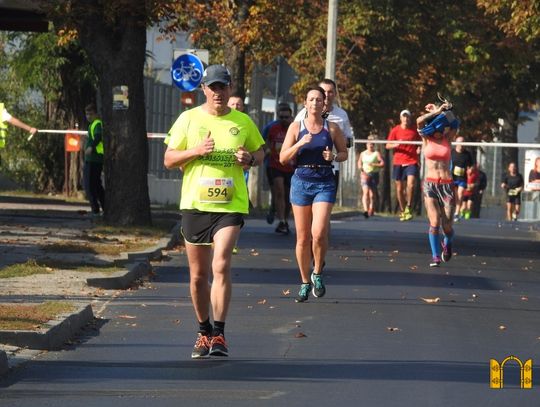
[275,221,289,235]
[295,283,311,303]
[191,333,211,359]
[441,241,452,263]
[209,334,228,357]
[311,272,326,298]
[266,211,275,225]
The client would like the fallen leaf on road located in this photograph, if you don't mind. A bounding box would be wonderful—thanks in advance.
[282,289,290,296]
[389,259,395,263]
[173,319,181,325]
[294,332,307,338]
[409,265,418,271]
[387,327,400,332]
[118,315,137,319]
[257,299,267,305]
[521,296,528,301]
[281,258,291,262]
[420,297,440,303]
[499,325,506,330]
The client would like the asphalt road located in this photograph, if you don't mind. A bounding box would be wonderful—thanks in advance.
[1,215,539,406]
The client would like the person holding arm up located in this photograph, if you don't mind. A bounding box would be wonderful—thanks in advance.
[416,100,459,267]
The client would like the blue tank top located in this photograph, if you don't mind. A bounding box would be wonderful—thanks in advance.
[295,120,334,181]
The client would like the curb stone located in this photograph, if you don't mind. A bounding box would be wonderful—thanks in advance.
[90,223,179,288]
[0,303,94,352]
[87,261,152,289]
[125,236,171,262]
[331,210,362,220]
[0,350,7,376]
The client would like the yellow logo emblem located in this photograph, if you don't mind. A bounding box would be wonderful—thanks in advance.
[490,356,533,389]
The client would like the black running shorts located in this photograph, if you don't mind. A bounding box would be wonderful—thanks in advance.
[181,210,244,245]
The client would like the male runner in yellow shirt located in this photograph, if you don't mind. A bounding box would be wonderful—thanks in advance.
[164,65,264,358]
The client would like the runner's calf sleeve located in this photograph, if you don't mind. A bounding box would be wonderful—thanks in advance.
[428,225,441,257]
[443,229,454,246]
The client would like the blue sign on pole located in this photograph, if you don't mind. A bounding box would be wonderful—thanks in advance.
[171,54,204,91]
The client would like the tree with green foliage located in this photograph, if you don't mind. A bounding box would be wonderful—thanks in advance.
[161,0,307,98]
[289,0,539,209]
[1,31,95,191]
[477,0,540,43]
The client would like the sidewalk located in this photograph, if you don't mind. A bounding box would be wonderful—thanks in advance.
[0,193,180,374]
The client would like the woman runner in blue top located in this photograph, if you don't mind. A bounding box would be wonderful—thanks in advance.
[280,86,348,302]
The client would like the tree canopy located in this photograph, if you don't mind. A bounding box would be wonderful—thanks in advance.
[2,0,538,221]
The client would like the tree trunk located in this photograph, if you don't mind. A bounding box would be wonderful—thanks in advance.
[224,45,245,99]
[76,4,151,226]
[223,0,250,98]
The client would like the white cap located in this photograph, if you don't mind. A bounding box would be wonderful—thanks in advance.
[400,109,411,117]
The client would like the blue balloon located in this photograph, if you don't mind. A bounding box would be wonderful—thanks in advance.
[171,54,204,91]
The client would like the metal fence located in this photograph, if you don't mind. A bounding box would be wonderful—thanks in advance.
[143,76,538,219]
[343,139,540,220]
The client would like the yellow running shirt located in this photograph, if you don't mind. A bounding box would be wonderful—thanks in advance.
[167,106,264,214]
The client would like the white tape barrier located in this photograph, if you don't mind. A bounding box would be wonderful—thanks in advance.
[37,130,88,135]
[34,129,168,139]
[355,138,540,149]
[147,133,167,139]
[33,130,540,148]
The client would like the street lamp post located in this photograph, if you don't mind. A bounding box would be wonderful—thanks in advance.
[325,0,338,81]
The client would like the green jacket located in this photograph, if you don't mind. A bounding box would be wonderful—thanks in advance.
[85,118,103,163]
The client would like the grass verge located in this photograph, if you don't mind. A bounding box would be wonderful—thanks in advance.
[0,259,54,279]
[41,240,159,256]
[0,301,75,330]
[0,259,124,278]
